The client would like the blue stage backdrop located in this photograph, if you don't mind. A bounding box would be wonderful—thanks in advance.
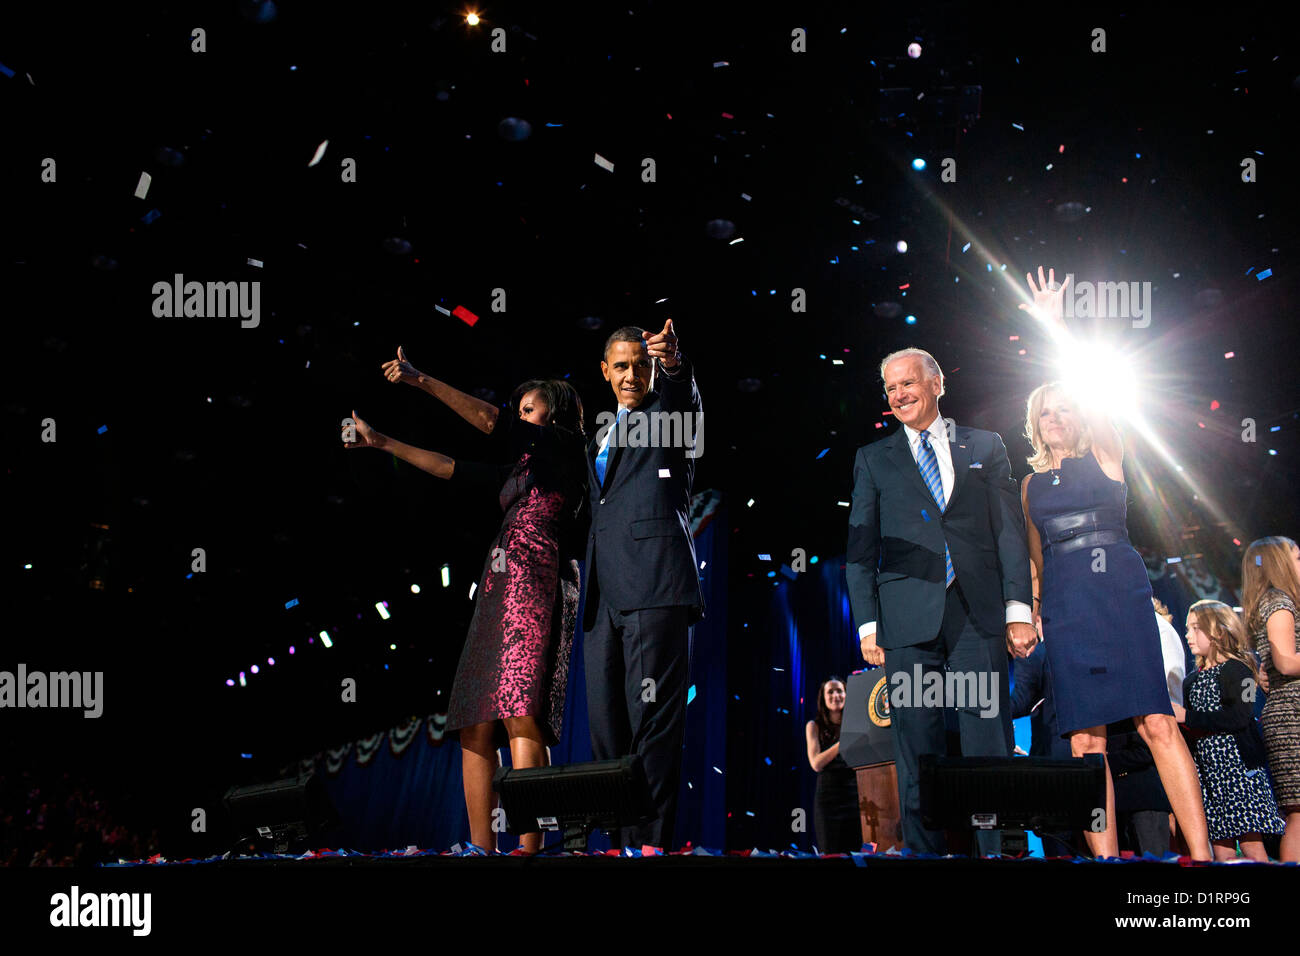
[305,510,727,852]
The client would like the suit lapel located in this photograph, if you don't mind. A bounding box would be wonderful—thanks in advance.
[947,428,971,510]
[887,427,938,506]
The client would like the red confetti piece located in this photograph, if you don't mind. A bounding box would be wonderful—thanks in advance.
[898,283,911,290]
[1224,351,1235,359]
[1009,335,1020,340]
[1197,422,1205,428]
[1018,349,1027,355]
[1058,144,1065,153]
[1233,538,1241,546]
[1210,400,1220,410]
[452,305,479,327]
[721,112,734,119]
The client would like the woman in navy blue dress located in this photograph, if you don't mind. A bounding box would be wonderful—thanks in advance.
[1017,267,1210,860]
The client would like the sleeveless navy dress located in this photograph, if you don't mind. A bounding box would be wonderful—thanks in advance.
[1026,453,1172,736]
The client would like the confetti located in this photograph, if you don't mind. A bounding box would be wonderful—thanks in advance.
[134,172,152,199]
[247,258,264,268]
[452,305,479,327]
[307,139,329,167]
[434,304,451,316]
[594,152,614,173]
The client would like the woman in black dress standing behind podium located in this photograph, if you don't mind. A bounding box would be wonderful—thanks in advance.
[806,677,862,852]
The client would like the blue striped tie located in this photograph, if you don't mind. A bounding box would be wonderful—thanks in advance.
[917,429,955,586]
[595,407,628,486]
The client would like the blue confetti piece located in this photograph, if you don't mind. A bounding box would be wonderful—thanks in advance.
[1271,425,1281,432]
[1256,268,1273,280]
[816,448,829,459]
[764,757,772,766]
[96,424,108,434]
[1011,122,1024,131]
[687,684,696,704]
[962,242,971,252]
[921,509,930,521]
[766,571,776,577]
[0,62,13,79]
[544,122,563,127]
[141,209,161,224]
[285,598,299,609]
[1256,555,1262,565]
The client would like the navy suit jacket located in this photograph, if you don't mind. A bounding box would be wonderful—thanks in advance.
[582,356,705,629]
[846,422,1031,649]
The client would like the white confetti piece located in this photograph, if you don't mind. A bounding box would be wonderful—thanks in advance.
[308,139,329,167]
[594,152,614,173]
[434,304,451,316]
[134,172,151,200]
[247,258,263,268]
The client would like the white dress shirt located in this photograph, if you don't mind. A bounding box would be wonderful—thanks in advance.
[1155,612,1186,708]
[860,413,1033,640]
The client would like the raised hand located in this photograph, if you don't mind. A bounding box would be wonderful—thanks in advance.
[382,345,421,386]
[342,409,386,450]
[1018,265,1070,326]
[642,318,680,368]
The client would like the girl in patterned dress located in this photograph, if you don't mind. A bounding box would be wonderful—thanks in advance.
[1241,537,1300,862]
[1173,600,1284,861]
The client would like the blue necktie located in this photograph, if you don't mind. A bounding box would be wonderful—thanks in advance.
[917,429,955,586]
[595,407,628,487]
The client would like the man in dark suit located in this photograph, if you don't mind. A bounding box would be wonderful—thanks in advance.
[584,319,704,850]
[847,347,1038,855]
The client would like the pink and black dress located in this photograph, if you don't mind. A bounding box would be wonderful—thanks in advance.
[444,408,588,749]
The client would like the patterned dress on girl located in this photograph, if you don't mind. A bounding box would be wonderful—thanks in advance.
[1183,659,1285,841]
[1252,588,1300,807]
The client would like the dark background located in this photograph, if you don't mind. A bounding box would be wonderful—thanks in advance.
[2,0,1297,855]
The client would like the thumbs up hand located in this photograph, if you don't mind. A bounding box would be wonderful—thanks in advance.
[382,345,422,385]
[642,318,680,369]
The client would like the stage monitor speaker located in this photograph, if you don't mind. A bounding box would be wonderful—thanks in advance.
[839,668,894,767]
[493,756,655,851]
[222,771,340,854]
[919,754,1106,833]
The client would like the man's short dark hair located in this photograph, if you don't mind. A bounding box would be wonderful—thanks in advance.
[603,326,647,361]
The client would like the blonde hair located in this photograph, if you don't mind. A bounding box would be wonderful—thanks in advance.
[879,348,944,398]
[1024,381,1093,473]
[1187,599,1260,683]
[1242,536,1300,635]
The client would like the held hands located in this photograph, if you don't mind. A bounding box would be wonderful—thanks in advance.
[1005,621,1038,659]
[642,319,680,369]
[1018,265,1070,327]
[342,409,386,451]
[382,345,421,385]
[859,631,885,667]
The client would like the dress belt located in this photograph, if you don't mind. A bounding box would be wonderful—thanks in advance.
[1043,528,1129,556]
[1039,507,1129,556]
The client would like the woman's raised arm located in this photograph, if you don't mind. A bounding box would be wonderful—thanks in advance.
[382,345,500,434]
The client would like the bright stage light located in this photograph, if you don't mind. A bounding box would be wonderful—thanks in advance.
[1058,343,1137,418]
[466,12,480,25]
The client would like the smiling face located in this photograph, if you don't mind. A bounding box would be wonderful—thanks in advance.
[823,680,845,713]
[518,388,550,425]
[883,355,941,429]
[601,339,653,409]
[1037,388,1081,456]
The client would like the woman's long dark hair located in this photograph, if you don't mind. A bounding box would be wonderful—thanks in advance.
[813,676,846,748]
[508,379,589,520]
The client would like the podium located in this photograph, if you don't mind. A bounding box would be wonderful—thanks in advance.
[840,669,902,849]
